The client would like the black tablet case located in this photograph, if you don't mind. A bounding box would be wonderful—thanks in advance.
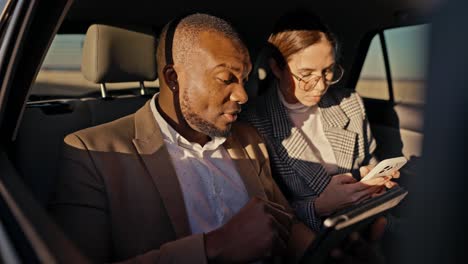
[300,186,408,264]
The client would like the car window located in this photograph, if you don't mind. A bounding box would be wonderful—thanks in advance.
[355,36,389,100]
[30,34,159,101]
[0,0,13,41]
[0,0,15,38]
[356,24,430,105]
[0,0,9,16]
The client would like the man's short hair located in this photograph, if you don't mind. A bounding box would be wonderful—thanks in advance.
[156,13,245,77]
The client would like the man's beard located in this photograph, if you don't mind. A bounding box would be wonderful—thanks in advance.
[180,89,231,138]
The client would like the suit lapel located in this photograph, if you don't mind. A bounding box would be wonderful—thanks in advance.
[132,101,191,238]
[319,92,357,173]
[264,87,329,187]
[223,132,267,199]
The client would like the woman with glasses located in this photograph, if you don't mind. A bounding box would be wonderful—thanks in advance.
[241,10,395,230]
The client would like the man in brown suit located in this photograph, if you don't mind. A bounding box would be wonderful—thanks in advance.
[50,14,314,263]
[50,13,387,264]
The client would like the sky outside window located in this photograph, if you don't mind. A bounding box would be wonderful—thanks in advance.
[357,24,430,104]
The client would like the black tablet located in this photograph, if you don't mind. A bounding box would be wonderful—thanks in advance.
[300,186,408,264]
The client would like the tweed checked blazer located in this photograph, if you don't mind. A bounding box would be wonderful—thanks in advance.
[241,84,377,230]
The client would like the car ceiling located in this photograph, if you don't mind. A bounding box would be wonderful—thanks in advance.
[60,0,438,86]
[64,0,436,44]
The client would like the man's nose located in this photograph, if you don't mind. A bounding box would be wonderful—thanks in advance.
[230,83,248,105]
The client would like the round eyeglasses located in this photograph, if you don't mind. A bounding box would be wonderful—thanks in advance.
[290,64,344,91]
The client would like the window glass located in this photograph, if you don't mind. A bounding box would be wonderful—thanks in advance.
[32,35,90,98]
[0,0,8,15]
[356,24,430,104]
[0,0,12,29]
[31,34,159,100]
[356,36,389,100]
[386,24,429,104]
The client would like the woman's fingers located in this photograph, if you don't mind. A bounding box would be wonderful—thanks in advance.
[385,181,399,189]
[391,170,400,179]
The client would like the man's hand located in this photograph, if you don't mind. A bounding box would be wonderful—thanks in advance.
[205,197,294,263]
[315,174,389,216]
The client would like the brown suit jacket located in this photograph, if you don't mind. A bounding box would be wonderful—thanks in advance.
[49,101,313,263]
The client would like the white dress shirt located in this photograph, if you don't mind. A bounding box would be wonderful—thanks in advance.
[278,89,339,175]
[150,94,249,235]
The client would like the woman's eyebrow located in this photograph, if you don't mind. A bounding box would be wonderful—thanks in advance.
[297,63,335,72]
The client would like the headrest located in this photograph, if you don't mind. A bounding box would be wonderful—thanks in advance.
[81,24,157,83]
[248,44,276,97]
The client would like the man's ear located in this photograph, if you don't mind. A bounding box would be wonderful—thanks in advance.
[162,64,179,92]
[268,58,282,79]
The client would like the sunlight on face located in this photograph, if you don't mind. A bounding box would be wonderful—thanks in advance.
[179,31,251,137]
[285,38,335,107]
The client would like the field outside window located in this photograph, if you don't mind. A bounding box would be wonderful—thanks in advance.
[31,34,159,100]
[356,24,430,105]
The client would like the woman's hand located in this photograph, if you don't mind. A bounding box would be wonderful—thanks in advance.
[315,173,389,216]
[359,165,400,189]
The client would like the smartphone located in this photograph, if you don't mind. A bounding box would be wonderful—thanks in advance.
[360,156,407,182]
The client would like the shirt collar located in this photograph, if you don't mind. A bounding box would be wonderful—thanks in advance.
[150,93,226,152]
[277,86,317,114]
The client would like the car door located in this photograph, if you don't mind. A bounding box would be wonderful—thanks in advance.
[0,0,88,262]
[352,24,429,187]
